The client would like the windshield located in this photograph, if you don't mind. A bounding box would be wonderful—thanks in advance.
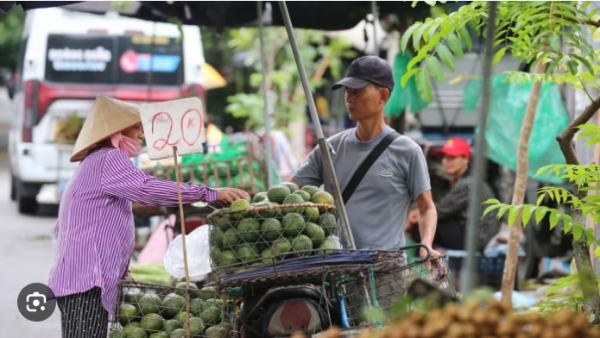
[45,34,184,86]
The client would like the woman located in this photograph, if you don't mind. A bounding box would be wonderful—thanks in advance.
[48,96,248,337]
[432,137,500,251]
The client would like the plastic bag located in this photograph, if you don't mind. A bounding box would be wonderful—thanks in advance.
[164,225,212,279]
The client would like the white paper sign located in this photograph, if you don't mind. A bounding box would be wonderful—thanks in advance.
[140,97,206,160]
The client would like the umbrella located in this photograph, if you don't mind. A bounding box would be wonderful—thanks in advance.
[201,63,227,90]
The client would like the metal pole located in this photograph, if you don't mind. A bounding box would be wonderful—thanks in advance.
[371,1,379,56]
[258,1,273,187]
[277,1,356,250]
[460,1,497,296]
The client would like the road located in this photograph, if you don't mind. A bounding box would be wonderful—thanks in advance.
[0,152,62,336]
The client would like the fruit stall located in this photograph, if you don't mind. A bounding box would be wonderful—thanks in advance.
[109,182,450,338]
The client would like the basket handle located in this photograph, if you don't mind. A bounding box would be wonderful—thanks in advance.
[397,243,431,264]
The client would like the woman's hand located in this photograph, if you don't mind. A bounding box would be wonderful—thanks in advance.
[217,188,249,204]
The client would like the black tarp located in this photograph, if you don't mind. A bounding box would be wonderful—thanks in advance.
[2,1,431,31]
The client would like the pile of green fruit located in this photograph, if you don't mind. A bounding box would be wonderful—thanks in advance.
[208,182,340,271]
[109,284,232,338]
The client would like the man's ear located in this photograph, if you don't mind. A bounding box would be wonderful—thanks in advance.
[381,87,391,104]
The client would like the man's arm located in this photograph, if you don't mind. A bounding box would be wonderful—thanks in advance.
[288,178,302,189]
[416,190,437,250]
[289,146,324,188]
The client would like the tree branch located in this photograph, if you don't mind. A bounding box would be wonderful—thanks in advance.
[556,93,600,166]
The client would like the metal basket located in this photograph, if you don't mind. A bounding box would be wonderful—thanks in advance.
[108,281,234,337]
[336,255,452,328]
[206,203,339,275]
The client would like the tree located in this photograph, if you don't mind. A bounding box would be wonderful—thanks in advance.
[400,1,600,320]
[0,5,24,71]
[224,27,355,130]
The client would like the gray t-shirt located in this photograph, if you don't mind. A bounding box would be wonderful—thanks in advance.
[292,126,431,250]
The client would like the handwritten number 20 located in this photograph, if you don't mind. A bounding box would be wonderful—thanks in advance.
[151,108,203,151]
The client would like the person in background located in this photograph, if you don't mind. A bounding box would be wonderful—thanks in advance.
[404,201,422,263]
[48,96,248,338]
[432,137,500,252]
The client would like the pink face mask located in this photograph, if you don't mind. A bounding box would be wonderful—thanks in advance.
[109,132,142,157]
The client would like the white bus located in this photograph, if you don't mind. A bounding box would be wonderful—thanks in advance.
[8,7,206,214]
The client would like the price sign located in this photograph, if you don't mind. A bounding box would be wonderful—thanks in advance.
[140,97,206,160]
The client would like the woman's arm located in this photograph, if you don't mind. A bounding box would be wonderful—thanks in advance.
[100,149,218,206]
[435,179,470,220]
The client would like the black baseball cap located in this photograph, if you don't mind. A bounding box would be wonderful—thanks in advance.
[332,56,394,92]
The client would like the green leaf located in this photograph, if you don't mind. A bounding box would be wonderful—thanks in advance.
[415,68,433,103]
[535,207,548,223]
[548,34,561,51]
[400,68,420,88]
[536,193,546,206]
[493,47,507,65]
[458,26,473,51]
[362,306,386,323]
[436,44,456,72]
[425,56,444,83]
[522,205,533,225]
[413,23,429,51]
[508,206,521,226]
[426,23,441,43]
[549,212,560,229]
[446,33,464,57]
[546,57,561,74]
[401,23,420,52]
[573,224,583,241]
[571,54,594,76]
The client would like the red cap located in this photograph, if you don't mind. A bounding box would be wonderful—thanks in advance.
[437,137,471,159]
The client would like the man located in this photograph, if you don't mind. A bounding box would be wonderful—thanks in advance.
[289,55,440,262]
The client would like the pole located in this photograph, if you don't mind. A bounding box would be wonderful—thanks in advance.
[371,1,379,56]
[277,1,356,250]
[172,146,191,337]
[460,1,497,296]
[258,1,273,187]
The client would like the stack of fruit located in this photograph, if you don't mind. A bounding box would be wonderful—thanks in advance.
[109,284,231,338]
[298,299,600,338]
[208,182,340,271]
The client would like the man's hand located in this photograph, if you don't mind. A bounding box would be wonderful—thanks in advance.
[420,245,443,269]
[216,188,249,204]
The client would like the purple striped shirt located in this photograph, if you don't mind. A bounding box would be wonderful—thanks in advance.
[48,146,217,320]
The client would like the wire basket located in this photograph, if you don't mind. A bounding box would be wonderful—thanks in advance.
[108,281,234,338]
[336,255,452,327]
[207,203,340,275]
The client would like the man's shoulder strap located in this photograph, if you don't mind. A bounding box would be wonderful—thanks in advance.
[341,130,401,204]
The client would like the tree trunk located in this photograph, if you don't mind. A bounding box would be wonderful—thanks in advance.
[556,93,600,324]
[501,60,546,303]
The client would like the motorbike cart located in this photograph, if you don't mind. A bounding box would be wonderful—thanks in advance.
[205,203,454,338]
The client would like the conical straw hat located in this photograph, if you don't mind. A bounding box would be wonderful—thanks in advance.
[70,96,141,162]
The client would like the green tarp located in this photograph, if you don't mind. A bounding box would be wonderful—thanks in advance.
[463,75,570,184]
[384,51,430,116]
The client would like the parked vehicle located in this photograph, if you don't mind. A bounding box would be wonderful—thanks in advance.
[8,7,206,214]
